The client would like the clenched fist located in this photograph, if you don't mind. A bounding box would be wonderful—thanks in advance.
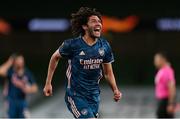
[43,83,53,96]
[113,89,122,102]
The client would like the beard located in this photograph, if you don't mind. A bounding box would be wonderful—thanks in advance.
[87,27,101,39]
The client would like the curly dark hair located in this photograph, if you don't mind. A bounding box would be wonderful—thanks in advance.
[71,7,102,37]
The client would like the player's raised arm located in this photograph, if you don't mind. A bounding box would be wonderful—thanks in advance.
[102,63,122,102]
[0,56,14,77]
[43,49,61,96]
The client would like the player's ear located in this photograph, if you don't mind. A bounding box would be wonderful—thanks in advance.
[82,25,88,30]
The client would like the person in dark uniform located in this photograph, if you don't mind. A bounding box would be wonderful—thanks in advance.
[0,54,38,118]
[43,7,122,119]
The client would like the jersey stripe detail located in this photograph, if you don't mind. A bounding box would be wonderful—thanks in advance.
[66,60,72,88]
[102,60,115,64]
[68,97,81,118]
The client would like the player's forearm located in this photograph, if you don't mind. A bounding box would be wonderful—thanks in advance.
[168,84,176,104]
[105,73,119,92]
[30,84,38,93]
[46,53,60,84]
[0,59,13,76]
[23,84,38,94]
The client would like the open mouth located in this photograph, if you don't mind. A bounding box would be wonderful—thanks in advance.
[94,27,101,33]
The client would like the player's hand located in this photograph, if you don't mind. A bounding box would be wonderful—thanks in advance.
[167,104,175,114]
[12,78,25,89]
[7,55,15,65]
[22,85,32,94]
[113,89,122,102]
[43,83,53,96]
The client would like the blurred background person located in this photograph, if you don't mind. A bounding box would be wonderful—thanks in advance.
[154,52,176,118]
[0,54,38,118]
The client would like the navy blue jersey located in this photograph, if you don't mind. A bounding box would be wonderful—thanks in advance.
[59,36,114,97]
[7,68,36,100]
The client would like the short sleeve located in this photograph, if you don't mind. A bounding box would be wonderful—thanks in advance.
[103,41,114,63]
[26,70,36,85]
[59,39,72,58]
[166,68,175,83]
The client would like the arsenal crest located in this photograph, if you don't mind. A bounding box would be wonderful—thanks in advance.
[98,48,105,56]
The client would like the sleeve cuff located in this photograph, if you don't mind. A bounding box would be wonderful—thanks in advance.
[102,60,114,64]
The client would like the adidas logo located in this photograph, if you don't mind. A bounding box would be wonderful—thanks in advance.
[79,51,85,55]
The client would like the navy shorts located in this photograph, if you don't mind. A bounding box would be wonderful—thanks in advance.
[7,99,29,118]
[65,88,100,118]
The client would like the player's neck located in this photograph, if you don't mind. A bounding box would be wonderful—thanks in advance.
[15,68,25,76]
[160,62,169,69]
[82,34,98,46]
